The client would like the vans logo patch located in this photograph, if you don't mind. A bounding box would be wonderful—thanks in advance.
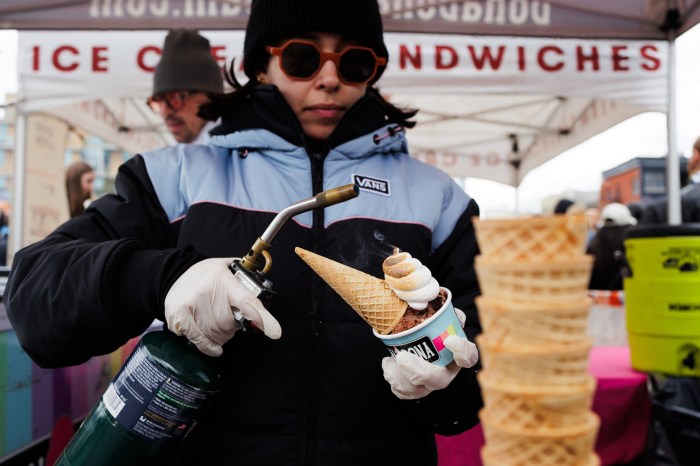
[352,175,390,197]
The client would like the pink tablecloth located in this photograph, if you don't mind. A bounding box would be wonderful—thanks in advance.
[436,346,651,466]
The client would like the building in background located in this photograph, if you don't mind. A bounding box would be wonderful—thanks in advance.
[600,156,688,208]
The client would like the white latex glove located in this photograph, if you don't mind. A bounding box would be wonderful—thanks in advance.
[164,258,282,357]
[382,308,478,400]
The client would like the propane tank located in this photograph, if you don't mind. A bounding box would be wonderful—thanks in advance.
[54,184,359,464]
[55,330,222,465]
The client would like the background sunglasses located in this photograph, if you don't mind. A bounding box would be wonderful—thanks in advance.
[266,40,387,85]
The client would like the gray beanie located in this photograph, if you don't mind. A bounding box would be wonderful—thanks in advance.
[152,29,224,96]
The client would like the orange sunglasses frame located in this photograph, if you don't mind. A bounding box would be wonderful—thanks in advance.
[266,39,387,85]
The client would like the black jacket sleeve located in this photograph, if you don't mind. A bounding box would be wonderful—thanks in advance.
[4,155,205,368]
[405,198,484,435]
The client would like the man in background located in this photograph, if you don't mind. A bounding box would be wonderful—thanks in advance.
[148,29,223,144]
[641,136,700,224]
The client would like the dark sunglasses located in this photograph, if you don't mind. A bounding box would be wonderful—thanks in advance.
[147,91,191,113]
[266,39,387,85]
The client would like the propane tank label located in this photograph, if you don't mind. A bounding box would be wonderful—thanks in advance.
[102,345,218,441]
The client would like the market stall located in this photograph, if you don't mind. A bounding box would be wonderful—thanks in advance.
[2,1,700,464]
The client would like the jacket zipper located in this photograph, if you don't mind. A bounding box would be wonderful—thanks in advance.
[304,150,325,466]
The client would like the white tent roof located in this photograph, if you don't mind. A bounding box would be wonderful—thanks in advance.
[2,0,698,210]
[2,1,700,39]
[15,29,669,186]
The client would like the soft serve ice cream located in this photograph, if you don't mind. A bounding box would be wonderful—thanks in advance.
[383,249,445,334]
[383,248,440,310]
[296,246,463,365]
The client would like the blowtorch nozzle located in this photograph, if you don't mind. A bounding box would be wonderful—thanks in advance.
[315,184,359,207]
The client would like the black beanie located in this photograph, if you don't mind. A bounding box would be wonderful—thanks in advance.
[243,0,388,83]
[152,29,224,96]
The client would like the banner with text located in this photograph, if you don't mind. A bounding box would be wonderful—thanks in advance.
[16,30,668,185]
[18,31,668,108]
[23,114,70,247]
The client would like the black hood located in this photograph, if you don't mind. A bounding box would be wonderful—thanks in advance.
[210,85,392,154]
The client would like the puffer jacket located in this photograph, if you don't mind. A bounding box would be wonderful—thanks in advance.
[5,86,483,466]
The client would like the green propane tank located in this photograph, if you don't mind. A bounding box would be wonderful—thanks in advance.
[55,330,223,465]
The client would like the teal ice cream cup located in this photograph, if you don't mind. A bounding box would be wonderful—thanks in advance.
[373,287,466,366]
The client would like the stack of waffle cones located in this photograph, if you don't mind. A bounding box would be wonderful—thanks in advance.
[473,214,600,466]
[294,247,407,334]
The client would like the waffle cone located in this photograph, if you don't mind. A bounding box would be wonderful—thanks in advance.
[480,410,599,466]
[478,372,596,429]
[295,248,407,334]
[477,335,592,387]
[475,256,593,304]
[482,448,600,466]
[476,297,592,348]
[472,213,589,263]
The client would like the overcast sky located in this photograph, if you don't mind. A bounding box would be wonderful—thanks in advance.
[468,25,700,216]
[2,27,700,217]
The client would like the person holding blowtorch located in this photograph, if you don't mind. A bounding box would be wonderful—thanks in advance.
[4,1,482,464]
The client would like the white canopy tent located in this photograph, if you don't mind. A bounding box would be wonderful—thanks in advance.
[2,0,699,252]
[15,30,669,185]
[2,1,699,39]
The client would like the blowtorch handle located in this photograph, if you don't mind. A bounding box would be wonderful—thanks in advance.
[315,184,359,207]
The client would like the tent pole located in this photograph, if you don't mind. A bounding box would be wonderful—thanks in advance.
[509,134,521,213]
[11,111,26,262]
[512,163,519,213]
[666,29,681,225]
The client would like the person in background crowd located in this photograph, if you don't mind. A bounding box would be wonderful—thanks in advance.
[0,209,8,266]
[148,29,224,144]
[553,198,594,241]
[626,202,644,224]
[553,198,575,214]
[585,206,600,245]
[641,136,700,224]
[586,202,637,290]
[65,161,95,218]
[4,1,482,465]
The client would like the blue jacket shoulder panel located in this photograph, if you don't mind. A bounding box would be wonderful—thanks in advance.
[324,128,471,250]
[142,143,232,221]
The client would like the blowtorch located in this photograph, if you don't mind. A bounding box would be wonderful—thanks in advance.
[229,183,360,331]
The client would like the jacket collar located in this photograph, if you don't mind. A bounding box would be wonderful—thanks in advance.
[210,85,393,154]
[210,120,407,163]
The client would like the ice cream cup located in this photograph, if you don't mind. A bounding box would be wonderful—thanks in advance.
[373,288,466,366]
